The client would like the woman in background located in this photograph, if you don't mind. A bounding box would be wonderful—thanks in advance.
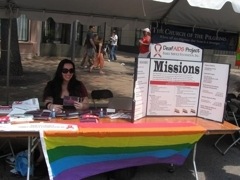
[138,27,151,58]
[43,59,89,113]
[89,35,105,74]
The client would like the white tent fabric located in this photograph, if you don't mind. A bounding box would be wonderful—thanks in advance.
[0,0,240,31]
[1,0,239,105]
[163,0,240,32]
[187,0,240,12]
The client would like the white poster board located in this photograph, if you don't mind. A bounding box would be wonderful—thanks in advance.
[147,60,202,116]
[133,42,229,123]
[198,63,230,122]
[133,58,150,120]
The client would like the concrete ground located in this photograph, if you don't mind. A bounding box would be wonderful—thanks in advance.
[0,52,136,106]
[0,51,240,179]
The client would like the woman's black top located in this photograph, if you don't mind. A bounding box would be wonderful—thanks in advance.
[43,80,88,109]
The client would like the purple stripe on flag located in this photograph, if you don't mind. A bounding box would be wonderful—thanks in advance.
[54,155,186,180]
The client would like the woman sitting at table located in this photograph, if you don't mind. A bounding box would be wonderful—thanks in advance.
[43,59,89,113]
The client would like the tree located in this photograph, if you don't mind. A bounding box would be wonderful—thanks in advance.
[0,18,23,76]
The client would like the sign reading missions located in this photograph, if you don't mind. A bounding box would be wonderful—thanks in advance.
[133,42,229,123]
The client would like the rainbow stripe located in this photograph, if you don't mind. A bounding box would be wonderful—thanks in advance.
[41,122,205,180]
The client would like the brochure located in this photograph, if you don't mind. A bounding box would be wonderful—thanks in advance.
[63,96,80,106]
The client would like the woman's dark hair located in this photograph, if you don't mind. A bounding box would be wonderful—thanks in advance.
[53,59,76,82]
[43,59,80,101]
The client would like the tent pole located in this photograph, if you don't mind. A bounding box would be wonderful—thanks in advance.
[6,4,13,105]
[71,20,77,61]
[103,22,106,42]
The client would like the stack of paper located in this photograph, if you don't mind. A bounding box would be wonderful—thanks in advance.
[9,114,34,123]
[108,113,131,119]
[8,98,40,116]
[0,106,12,115]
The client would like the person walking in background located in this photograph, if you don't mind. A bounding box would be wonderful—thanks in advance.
[80,25,96,68]
[109,30,118,61]
[138,27,151,58]
[90,35,105,74]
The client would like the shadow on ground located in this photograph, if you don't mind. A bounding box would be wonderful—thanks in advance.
[0,71,50,87]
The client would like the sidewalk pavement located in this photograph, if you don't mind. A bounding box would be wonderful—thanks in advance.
[0,51,136,106]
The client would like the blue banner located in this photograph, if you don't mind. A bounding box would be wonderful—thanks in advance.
[151,24,238,51]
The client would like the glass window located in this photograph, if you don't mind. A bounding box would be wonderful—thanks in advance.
[135,29,142,46]
[76,22,83,45]
[17,14,29,41]
[42,18,71,44]
[0,14,29,41]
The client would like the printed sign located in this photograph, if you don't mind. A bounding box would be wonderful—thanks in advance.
[150,42,202,61]
[0,123,79,131]
[134,58,150,120]
[147,60,202,116]
[133,42,229,123]
[198,63,229,122]
[151,24,238,51]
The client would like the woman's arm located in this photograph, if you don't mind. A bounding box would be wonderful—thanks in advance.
[43,81,63,112]
[44,97,63,113]
[72,81,89,110]
[98,43,103,55]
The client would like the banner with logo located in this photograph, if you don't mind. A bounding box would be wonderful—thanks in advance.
[235,36,240,66]
[150,42,202,61]
[151,24,238,51]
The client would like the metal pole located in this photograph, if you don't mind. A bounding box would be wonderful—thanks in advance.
[193,143,199,180]
[6,3,13,105]
[103,22,106,42]
[71,20,77,61]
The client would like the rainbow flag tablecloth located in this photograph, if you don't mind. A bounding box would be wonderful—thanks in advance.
[40,122,206,180]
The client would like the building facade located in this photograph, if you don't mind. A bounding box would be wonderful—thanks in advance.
[4,15,147,59]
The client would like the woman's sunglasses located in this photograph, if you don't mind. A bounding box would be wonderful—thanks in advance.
[62,68,74,74]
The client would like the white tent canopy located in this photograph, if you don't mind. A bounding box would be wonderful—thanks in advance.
[0,0,240,31]
[1,0,240,105]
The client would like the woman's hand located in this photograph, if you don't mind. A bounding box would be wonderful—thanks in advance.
[74,97,89,110]
[74,101,84,110]
[49,104,63,113]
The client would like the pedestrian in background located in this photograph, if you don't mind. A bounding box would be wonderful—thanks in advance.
[138,27,151,58]
[90,35,105,74]
[109,30,118,61]
[80,25,96,68]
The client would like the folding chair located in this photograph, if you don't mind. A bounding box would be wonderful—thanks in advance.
[91,89,113,108]
[214,100,240,155]
[108,97,133,111]
[226,93,237,101]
